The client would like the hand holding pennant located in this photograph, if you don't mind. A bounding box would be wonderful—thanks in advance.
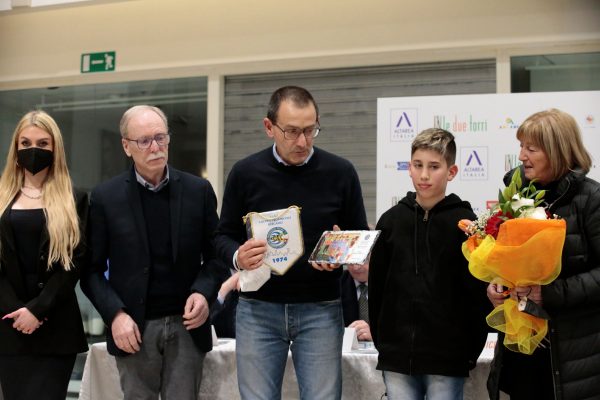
[239,206,304,291]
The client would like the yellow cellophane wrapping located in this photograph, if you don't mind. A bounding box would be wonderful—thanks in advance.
[462,218,566,355]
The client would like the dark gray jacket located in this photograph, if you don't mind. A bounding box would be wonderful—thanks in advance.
[488,167,600,400]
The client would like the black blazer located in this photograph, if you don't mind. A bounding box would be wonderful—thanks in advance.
[209,266,238,339]
[210,291,238,339]
[80,166,222,356]
[0,190,88,355]
[341,270,360,327]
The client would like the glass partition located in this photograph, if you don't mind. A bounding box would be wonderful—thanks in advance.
[0,77,208,191]
[511,52,600,92]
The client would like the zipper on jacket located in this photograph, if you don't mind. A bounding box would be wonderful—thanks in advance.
[548,326,559,400]
[414,204,419,275]
[547,179,570,212]
[409,323,416,375]
[423,209,429,222]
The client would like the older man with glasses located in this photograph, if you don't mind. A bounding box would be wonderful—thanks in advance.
[81,105,223,399]
[216,86,369,400]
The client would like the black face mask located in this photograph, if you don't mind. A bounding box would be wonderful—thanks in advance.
[17,148,54,175]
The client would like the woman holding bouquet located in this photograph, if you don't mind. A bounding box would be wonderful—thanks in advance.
[487,109,600,400]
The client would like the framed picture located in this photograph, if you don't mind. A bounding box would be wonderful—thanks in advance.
[309,230,380,265]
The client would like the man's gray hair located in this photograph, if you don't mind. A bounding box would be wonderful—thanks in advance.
[119,105,168,138]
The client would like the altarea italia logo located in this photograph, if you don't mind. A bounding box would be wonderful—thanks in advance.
[390,109,418,142]
[396,161,410,171]
[460,147,488,181]
[267,227,288,249]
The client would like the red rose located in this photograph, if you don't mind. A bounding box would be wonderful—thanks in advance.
[485,211,512,239]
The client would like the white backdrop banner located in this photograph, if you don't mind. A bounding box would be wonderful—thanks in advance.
[376,91,600,219]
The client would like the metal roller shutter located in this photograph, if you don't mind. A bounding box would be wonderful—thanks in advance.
[223,60,496,222]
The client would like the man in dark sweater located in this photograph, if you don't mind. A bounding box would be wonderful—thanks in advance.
[215,86,368,400]
[81,105,222,399]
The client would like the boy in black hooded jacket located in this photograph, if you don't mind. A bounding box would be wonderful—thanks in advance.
[369,128,489,400]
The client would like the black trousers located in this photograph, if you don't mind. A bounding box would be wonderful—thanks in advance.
[499,346,554,400]
[0,353,76,400]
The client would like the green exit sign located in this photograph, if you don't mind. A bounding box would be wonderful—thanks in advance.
[81,51,116,73]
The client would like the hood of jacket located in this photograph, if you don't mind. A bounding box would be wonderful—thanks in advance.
[399,191,473,214]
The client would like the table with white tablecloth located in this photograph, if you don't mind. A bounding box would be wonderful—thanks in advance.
[79,334,497,400]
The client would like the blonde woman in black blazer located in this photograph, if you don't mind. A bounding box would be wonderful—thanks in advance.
[0,111,87,400]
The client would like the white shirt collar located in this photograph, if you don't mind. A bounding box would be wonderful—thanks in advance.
[135,166,170,192]
[271,144,314,166]
[354,279,368,299]
[354,279,367,289]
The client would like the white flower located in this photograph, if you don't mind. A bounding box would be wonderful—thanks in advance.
[520,207,548,220]
[511,194,534,212]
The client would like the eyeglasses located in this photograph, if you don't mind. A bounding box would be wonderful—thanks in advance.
[125,133,170,150]
[273,123,320,141]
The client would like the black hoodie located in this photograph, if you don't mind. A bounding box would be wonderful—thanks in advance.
[369,192,490,377]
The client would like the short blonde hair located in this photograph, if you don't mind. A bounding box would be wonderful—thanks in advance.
[411,128,456,166]
[517,109,592,181]
[0,110,80,270]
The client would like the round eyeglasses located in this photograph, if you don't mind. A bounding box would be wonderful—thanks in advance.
[125,133,170,150]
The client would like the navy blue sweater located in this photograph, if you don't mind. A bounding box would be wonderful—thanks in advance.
[215,147,368,303]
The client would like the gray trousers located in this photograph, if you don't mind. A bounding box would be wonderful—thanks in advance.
[115,315,206,400]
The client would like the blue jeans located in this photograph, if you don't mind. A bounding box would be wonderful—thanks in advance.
[236,297,344,400]
[383,370,464,400]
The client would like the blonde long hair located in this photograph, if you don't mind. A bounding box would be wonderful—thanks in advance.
[0,110,80,270]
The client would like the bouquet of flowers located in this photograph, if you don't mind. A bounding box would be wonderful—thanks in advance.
[459,169,566,355]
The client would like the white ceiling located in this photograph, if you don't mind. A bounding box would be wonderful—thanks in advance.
[0,0,116,12]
